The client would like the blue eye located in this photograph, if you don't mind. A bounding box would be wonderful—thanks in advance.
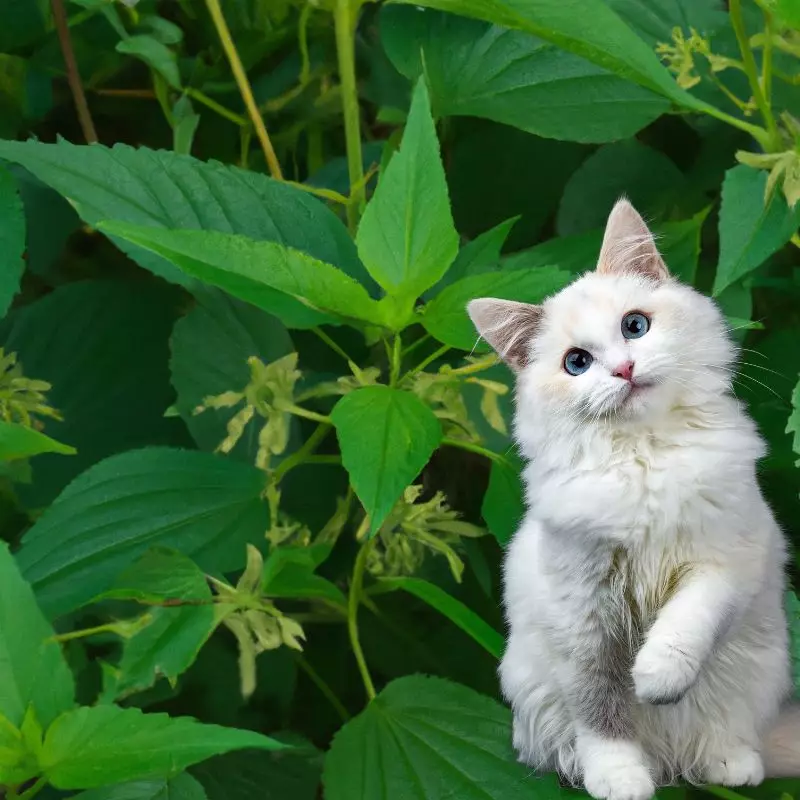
[622,312,650,339]
[564,348,593,376]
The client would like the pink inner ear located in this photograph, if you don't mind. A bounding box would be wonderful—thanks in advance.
[597,199,669,281]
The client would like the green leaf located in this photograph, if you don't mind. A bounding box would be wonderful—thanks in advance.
[170,289,294,459]
[324,674,546,800]
[423,267,572,350]
[17,447,270,619]
[382,6,669,143]
[432,217,519,294]
[390,0,702,110]
[0,543,74,728]
[713,165,800,296]
[0,711,38,785]
[331,387,442,533]
[0,164,24,316]
[0,421,75,461]
[98,223,384,329]
[356,78,458,300]
[0,0,49,52]
[787,374,800,464]
[786,591,800,696]
[557,139,686,236]
[1,280,189,505]
[482,454,524,546]
[262,545,347,609]
[117,35,181,89]
[73,773,209,800]
[40,705,285,789]
[374,577,503,657]
[172,95,201,156]
[606,0,728,47]
[0,139,366,288]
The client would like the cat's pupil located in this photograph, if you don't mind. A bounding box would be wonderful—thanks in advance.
[564,348,593,376]
[629,319,641,333]
[621,311,650,340]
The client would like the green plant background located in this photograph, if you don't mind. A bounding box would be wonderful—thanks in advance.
[0,0,799,799]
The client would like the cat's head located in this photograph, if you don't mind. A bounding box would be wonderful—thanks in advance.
[467,199,735,428]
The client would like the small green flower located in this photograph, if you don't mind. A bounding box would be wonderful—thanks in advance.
[737,140,800,208]
[0,349,61,430]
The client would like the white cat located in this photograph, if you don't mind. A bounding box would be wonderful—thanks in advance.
[468,199,800,800]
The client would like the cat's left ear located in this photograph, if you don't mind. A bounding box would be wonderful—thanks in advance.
[467,298,542,372]
[596,198,669,281]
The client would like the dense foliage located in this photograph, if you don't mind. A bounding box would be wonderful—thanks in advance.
[0,0,799,798]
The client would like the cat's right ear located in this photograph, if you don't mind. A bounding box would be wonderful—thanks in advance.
[467,298,542,372]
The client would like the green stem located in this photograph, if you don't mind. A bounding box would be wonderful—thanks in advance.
[699,103,772,149]
[334,0,365,232]
[729,0,780,149]
[389,335,402,387]
[348,540,377,701]
[762,11,773,107]
[295,654,351,722]
[441,437,509,467]
[16,778,47,800]
[281,404,331,424]
[404,344,452,382]
[205,0,284,179]
[312,327,357,364]
[702,786,751,800]
[284,180,349,205]
[271,423,331,482]
[401,333,431,360]
[185,87,247,126]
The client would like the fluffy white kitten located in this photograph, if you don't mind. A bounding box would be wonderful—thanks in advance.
[468,200,800,800]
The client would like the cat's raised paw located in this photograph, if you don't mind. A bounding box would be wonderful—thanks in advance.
[702,747,764,787]
[632,639,698,705]
[583,761,655,800]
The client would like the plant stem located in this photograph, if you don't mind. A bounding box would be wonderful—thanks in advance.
[401,333,431,360]
[404,344,452,382]
[348,540,376,701]
[16,778,47,800]
[205,0,284,179]
[284,180,350,205]
[312,326,357,363]
[702,786,751,800]
[295,653,351,722]
[762,11,774,106]
[334,0,365,232]
[281,404,331,424]
[441,437,509,467]
[271,422,331,482]
[185,87,247,126]
[51,0,98,143]
[729,0,780,149]
[389,335,402,387]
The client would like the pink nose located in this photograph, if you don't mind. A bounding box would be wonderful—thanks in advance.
[612,360,635,381]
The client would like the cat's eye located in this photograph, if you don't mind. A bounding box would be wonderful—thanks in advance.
[564,348,593,376]
[621,311,650,340]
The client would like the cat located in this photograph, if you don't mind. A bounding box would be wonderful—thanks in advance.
[467,199,800,800]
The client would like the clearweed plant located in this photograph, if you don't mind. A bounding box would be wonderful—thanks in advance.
[0,1,798,799]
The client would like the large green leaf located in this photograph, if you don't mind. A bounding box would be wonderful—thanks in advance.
[73,774,208,800]
[390,0,702,110]
[381,6,668,143]
[17,448,269,619]
[0,0,49,52]
[0,139,367,288]
[356,79,458,300]
[482,454,525,546]
[98,222,384,329]
[556,139,686,236]
[1,280,190,505]
[331,387,442,533]
[713,165,800,296]
[0,544,74,728]
[423,267,572,350]
[605,0,728,47]
[373,577,503,657]
[170,289,294,458]
[0,164,24,316]
[0,421,75,461]
[40,705,284,789]
[324,675,548,800]
[262,544,347,609]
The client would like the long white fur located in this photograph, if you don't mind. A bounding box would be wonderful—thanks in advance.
[471,200,798,800]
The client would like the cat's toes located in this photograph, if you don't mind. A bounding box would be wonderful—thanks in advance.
[632,640,698,705]
[702,747,764,787]
[583,760,655,800]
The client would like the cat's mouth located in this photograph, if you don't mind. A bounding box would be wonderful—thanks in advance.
[622,378,655,402]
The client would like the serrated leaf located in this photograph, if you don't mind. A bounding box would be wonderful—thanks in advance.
[382,6,669,143]
[356,79,458,300]
[713,165,800,296]
[17,448,269,619]
[0,164,24,316]
[0,420,75,461]
[482,454,524,546]
[423,267,572,350]
[374,577,503,657]
[73,773,208,800]
[0,139,367,289]
[332,387,442,533]
[40,705,285,789]
[98,223,384,329]
[390,0,704,111]
[0,543,74,728]
[324,674,550,800]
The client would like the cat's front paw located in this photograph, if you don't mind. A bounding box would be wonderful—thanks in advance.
[632,639,699,705]
[702,746,764,786]
[583,754,655,800]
